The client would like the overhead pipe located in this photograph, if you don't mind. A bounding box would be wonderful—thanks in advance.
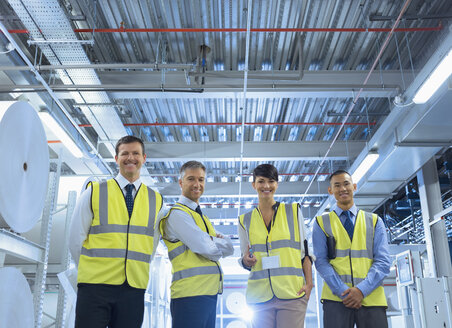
[78,121,376,127]
[237,0,253,216]
[0,63,194,71]
[5,24,443,34]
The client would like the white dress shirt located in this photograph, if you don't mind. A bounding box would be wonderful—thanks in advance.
[69,174,164,266]
[161,195,234,262]
[238,203,314,267]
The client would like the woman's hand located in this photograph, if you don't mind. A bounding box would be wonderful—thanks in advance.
[242,246,257,268]
[297,282,314,300]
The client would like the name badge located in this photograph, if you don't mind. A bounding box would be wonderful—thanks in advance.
[262,255,280,270]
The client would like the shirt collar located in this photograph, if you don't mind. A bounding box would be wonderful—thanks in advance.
[177,195,199,211]
[115,173,142,191]
[332,203,358,219]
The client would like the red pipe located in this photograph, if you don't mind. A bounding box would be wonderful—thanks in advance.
[79,121,376,128]
[6,24,442,34]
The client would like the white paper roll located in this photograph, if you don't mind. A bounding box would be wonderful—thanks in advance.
[226,291,247,314]
[0,267,34,328]
[0,101,49,233]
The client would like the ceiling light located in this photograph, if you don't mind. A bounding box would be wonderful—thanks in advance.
[317,175,327,182]
[38,112,84,158]
[352,152,379,183]
[413,48,452,104]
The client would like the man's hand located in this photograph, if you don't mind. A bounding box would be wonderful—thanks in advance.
[341,287,363,309]
[242,246,257,268]
[297,282,314,300]
[216,233,224,239]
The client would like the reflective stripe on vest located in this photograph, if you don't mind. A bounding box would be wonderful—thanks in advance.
[317,210,387,306]
[161,204,223,298]
[77,179,162,289]
[240,203,305,303]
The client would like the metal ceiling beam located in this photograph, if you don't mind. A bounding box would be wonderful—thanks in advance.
[157,181,330,197]
[9,70,405,99]
[130,141,367,162]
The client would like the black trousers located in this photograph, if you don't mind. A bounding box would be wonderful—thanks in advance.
[170,295,218,328]
[75,282,145,328]
[323,300,388,328]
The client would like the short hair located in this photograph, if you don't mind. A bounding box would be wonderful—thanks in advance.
[180,160,206,179]
[253,164,278,182]
[115,135,145,156]
[328,169,352,182]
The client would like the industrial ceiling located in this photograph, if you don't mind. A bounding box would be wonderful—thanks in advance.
[0,0,451,219]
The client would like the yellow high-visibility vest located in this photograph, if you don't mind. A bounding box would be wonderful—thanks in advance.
[78,179,162,289]
[160,204,223,299]
[239,203,305,304]
[316,210,387,306]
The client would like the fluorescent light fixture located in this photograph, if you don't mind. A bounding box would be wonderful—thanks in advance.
[352,152,379,183]
[38,112,84,158]
[317,175,327,182]
[413,48,452,104]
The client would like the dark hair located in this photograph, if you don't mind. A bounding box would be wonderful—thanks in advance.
[115,136,145,156]
[253,164,278,182]
[180,160,206,179]
[328,169,351,182]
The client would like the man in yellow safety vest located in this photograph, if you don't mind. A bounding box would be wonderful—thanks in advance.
[69,135,164,328]
[313,169,391,328]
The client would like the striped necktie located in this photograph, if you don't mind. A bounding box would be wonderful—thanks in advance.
[125,184,134,217]
[342,210,354,240]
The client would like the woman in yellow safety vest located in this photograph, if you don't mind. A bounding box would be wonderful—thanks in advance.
[238,164,314,328]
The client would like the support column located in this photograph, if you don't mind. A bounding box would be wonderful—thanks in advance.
[417,158,452,277]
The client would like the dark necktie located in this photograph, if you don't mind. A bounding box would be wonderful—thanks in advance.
[195,205,210,233]
[125,184,134,217]
[195,205,203,217]
[342,210,354,240]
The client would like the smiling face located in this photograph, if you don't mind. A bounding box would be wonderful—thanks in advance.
[179,167,205,203]
[252,176,278,202]
[115,141,146,182]
[328,172,357,210]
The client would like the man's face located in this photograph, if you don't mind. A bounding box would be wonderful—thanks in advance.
[179,168,205,203]
[115,142,146,181]
[328,173,357,208]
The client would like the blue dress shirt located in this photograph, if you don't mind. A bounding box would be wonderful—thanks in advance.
[312,204,391,298]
